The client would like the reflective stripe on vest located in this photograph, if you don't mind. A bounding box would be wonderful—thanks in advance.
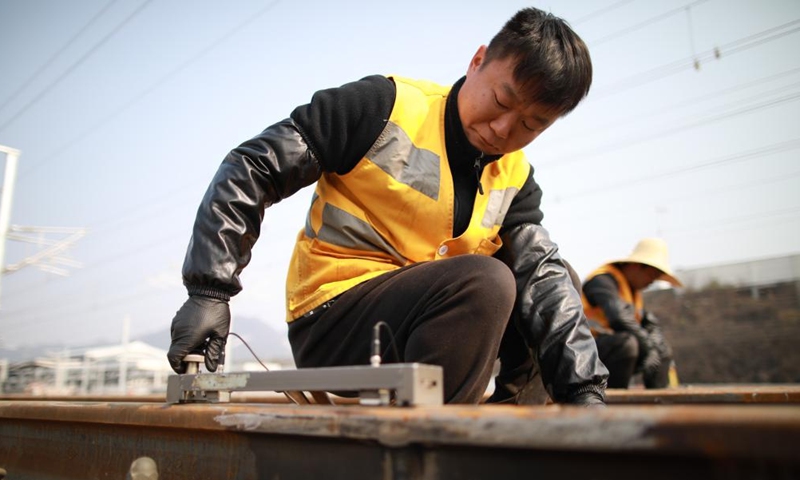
[581,263,643,335]
[285,75,531,320]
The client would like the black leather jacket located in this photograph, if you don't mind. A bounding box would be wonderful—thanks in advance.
[182,75,607,403]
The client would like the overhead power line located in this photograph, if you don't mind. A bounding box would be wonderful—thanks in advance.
[540,88,800,168]
[590,18,800,99]
[551,138,800,203]
[543,67,800,145]
[0,0,120,116]
[668,206,800,236]
[0,0,153,135]
[659,170,800,205]
[3,283,175,329]
[17,0,282,180]
[572,0,636,25]
[20,60,798,255]
[0,223,186,305]
[588,0,709,46]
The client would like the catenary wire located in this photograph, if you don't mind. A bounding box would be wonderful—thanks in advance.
[667,206,800,235]
[543,67,800,145]
[589,19,800,99]
[14,59,800,279]
[3,4,796,338]
[0,0,120,115]
[588,0,710,46]
[0,0,153,135]
[539,89,800,168]
[550,139,800,203]
[571,0,637,25]
[15,0,282,180]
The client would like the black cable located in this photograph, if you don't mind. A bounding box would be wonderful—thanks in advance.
[227,331,272,371]
[372,321,401,364]
[227,331,316,406]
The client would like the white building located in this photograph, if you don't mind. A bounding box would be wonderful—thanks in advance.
[676,253,800,290]
[2,340,172,396]
[674,253,800,301]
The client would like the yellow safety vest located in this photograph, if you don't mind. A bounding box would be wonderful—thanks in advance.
[285,76,531,320]
[581,263,643,335]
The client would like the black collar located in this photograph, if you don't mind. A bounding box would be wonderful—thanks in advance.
[444,76,502,170]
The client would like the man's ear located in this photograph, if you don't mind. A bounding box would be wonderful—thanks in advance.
[468,45,488,73]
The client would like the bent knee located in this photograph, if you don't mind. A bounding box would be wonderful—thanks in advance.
[618,332,640,360]
[461,255,516,299]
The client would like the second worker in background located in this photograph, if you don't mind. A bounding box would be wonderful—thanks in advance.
[582,238,682,389]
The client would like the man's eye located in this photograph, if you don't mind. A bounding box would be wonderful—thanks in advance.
[522,122,538,132]
[494,96,507,108]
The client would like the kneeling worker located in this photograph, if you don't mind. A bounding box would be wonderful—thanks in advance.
[581,238,682,389]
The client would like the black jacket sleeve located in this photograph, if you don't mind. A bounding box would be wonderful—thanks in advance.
[582,274,654,352]
[182,120,322,299]
[496,163,607,403]
[496,225,608,403]
[182,76,395,299]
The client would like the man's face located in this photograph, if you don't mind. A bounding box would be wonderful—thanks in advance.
[627,264,664,291]
[458,45,561,156]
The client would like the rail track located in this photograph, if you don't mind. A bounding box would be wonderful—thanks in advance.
[1,385,799,479]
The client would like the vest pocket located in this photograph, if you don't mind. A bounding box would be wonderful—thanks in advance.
[473,236,503,256]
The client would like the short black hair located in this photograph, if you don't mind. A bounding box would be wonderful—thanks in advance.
[484,7,592,116]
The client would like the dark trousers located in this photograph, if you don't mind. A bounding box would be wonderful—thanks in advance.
[288,255,519,404]
[485,311,550,405]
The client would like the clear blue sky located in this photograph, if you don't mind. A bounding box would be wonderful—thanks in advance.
[1,0,798,351]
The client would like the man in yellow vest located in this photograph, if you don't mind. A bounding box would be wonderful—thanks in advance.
[167,7,609,406]
[581,238,682,389]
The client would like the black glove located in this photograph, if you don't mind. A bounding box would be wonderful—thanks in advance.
[639,345,662,376]
[167,295,230,373]
[569,391,607,408]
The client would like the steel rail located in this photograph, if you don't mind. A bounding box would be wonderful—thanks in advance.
[4,383,800,404]
[605,384,800,404]
[1,400,799,479]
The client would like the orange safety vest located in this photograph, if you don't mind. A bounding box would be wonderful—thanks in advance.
[285,76,531,320]
[581,263,643,335]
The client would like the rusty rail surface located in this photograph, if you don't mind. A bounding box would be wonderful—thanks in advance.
[605,384,800,404]
[4,383,800,405]
[1,400,799,479]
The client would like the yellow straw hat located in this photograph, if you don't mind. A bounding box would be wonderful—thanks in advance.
[613,238,682,287]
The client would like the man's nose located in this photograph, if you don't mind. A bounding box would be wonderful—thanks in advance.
[489,113,515,139]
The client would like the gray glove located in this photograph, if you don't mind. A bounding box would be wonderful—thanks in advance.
[167,295,230,373]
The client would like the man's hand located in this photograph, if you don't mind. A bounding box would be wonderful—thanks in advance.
[638,343,662,376]
[167,295,230,373]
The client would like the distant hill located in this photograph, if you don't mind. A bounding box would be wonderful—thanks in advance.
[137,315,294,365]
[1,315,294,366]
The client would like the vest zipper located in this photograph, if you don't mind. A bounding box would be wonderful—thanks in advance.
[473,155,485,195]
